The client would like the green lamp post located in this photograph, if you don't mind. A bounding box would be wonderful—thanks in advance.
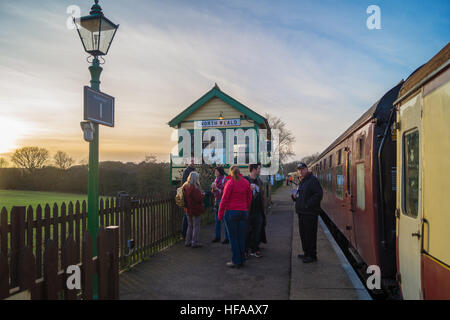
[74,0,118,297]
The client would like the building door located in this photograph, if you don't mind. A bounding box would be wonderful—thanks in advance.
[397,94,423,300]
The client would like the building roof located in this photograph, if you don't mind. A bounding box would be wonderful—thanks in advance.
[168,84,267,127]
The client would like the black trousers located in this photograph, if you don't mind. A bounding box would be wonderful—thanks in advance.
[298,213,318,258]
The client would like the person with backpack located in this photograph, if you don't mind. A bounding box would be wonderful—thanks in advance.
[183,171,205,248]
[211,166,229,244]
[218,166,252,268]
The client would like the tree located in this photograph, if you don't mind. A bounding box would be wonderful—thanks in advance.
[11,146,49,171]
[54,151,74,170]
[264,113,296,166]
[300,152,320,166]
[0,157,8,168]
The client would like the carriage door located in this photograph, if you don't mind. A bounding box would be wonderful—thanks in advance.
[398,94,423,299]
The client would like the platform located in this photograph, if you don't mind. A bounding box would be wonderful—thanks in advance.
[119,185,370,300]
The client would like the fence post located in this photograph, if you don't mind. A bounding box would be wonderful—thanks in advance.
[10,206,25,288]
[18,246,36,299]
[0,253,9,299]
[81,230,93,300]
[62,235,77,300]
[106,226,119,299]
[97,227,108,299]
[43,239,58,300]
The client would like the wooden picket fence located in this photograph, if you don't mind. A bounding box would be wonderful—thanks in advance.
[0,192,215,299]
[0,221,119,300]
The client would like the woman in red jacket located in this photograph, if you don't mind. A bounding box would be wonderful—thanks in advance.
[218,166,252,268]
[183,171,205,248]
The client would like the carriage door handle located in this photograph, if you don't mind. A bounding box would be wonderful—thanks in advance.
[411,231,421,239]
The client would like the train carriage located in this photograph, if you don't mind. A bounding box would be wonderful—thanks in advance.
[310,82,402,292]
[394,43,450,300]
[310,43,450,299]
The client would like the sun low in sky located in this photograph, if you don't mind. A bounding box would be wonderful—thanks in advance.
[0,0,448,164]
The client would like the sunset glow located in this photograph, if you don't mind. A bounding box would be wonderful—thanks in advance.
[0,116,32,154]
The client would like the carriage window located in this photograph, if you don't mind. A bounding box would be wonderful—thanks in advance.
[358,138,365,160]
[403,130,419,218]
[356,163,365,209]
[347,152,351,194]
[336,165,344,199]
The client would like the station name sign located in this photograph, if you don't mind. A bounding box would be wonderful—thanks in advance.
[195,118,241,128]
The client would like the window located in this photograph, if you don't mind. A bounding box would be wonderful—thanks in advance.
[358,137,365,160]
[337,149,342,165]
[403,130,419,218]
[329,155,333,168]
[346,152,351,194]
[336,165,344,199]
[356,163,365,209]
[327,169,333,192]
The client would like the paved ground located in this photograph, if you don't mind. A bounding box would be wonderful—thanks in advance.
[120,185,369,300]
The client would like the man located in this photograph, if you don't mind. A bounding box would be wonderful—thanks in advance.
[245,163,265,258]
[256,163,267,246]
[181,158,195,239]
[291,162,323,263]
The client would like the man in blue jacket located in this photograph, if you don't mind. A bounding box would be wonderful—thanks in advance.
[291,162,323,263]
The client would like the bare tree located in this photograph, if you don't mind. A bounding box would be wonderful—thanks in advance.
[11,146,49,171]
[265,113,296,165]
[144,153,158,164]
[0,157,8,168]
[54,150,74,170]
[300,152,320,166]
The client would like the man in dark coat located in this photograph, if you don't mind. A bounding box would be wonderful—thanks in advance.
[181,158,195,239]
[291,162,323,263]
[245,163,266,258]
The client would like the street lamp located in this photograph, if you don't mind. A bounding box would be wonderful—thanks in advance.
[74,0,118,298]
[74,0,119,57]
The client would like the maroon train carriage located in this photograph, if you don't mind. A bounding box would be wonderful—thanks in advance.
[310,82,403,294]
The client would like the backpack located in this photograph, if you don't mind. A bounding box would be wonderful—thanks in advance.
[175,186,185,207]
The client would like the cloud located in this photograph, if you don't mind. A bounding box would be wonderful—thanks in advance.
[0,0,448,163]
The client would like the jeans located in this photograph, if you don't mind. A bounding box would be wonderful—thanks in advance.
[214,199,229,240]
[298,214,318,258]
[182,211,188,238]
[224,210,248,265]
[246,212,263,252]
[185,215,201,246]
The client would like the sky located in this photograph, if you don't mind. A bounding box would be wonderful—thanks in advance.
[0,0,448,165]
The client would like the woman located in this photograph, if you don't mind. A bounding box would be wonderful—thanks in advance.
[183,171,205,248]
[218,166,252,268]
[211,166,229,244]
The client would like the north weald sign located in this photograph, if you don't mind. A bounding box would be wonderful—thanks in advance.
[84,86,115,127]
[195,118,240,128]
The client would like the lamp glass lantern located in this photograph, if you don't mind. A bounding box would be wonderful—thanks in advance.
[74,3,119,56]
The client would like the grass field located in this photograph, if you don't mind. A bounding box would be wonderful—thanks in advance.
[0,190,89,212]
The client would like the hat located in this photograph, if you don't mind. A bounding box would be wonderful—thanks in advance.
[297,162,308,169]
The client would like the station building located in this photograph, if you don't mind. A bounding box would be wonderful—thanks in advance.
[168,84,271,184]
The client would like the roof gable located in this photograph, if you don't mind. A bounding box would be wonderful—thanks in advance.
[168,84,266,127]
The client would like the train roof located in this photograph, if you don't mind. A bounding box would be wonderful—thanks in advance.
[312,81,403,165]
[396,43,450,105]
